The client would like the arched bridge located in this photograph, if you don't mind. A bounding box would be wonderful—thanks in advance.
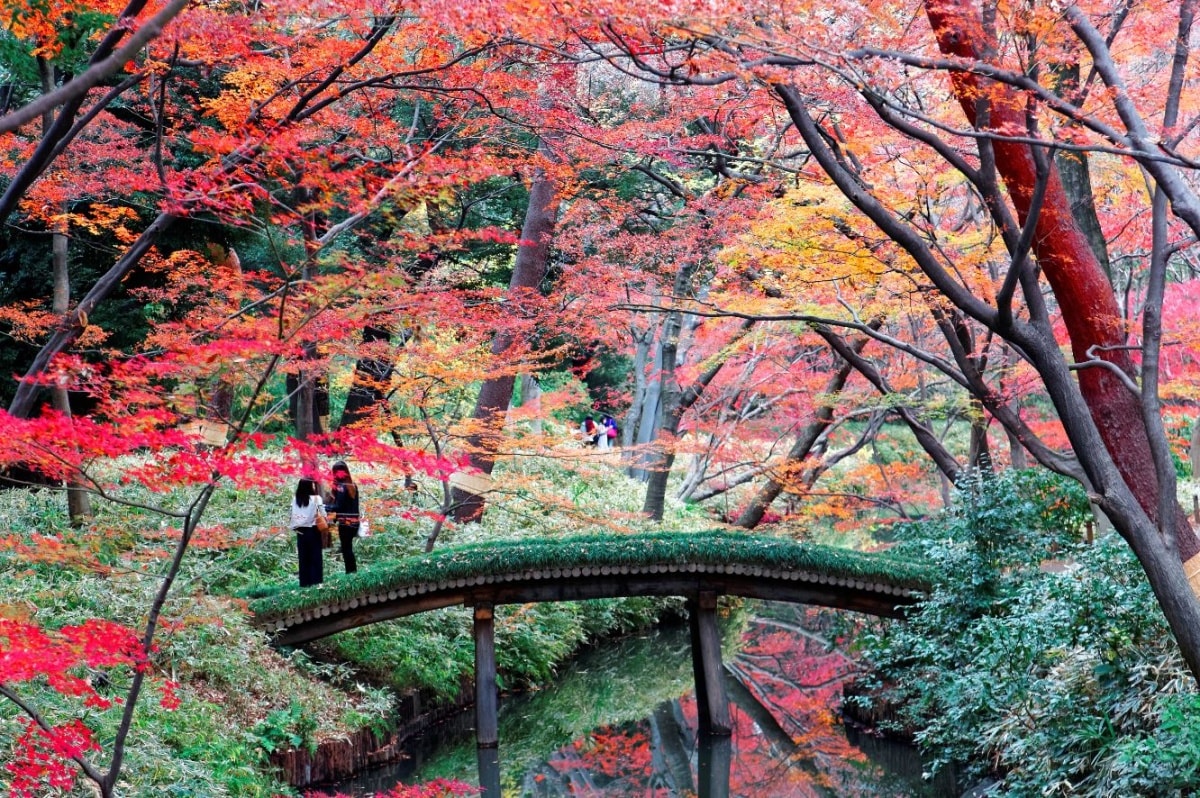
[247,530,931,796]
[248,529,931,646]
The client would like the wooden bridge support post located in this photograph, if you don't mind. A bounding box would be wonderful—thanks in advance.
[688,592,732,736]
[473,603,501,797]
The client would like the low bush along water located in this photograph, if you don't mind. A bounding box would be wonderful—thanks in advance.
[849,468,1200,796]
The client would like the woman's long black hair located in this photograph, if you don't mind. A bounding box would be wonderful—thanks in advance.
[295,477,318,507]
[332,461,357,498]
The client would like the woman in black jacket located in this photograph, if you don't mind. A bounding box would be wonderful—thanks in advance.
[326,461,361,574]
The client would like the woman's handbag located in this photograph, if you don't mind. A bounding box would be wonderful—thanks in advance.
[316,510,332,548]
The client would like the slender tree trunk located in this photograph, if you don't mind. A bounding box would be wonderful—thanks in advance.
[815,325,963,482]
[966,397,991,471]
[7,211,175,419]
[1191,420,1200,481]
[677,431,719,501]
[1006,426,1028,470]
[1000,344,1029,470]
[642,308,753,521]
[929,305,1083,479]
[39,57,92,523]
[50,224,92,523]
[735,342,865,529]
[451,139,560,522]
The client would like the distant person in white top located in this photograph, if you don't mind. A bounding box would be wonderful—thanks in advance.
[602,415,619,447]
[290,477,327,587]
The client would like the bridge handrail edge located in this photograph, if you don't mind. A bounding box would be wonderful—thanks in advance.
[246,529,933,624]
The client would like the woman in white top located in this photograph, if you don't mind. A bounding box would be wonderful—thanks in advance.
[290,477,327,587]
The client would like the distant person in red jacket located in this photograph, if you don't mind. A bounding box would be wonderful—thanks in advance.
[581,416,599,446]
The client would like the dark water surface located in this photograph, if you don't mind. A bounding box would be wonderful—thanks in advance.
[329,602,957,797]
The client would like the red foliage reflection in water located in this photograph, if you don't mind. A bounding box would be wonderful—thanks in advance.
[521,609,897,797]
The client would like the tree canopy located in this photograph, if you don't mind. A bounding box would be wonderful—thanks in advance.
[6,0,1200,793]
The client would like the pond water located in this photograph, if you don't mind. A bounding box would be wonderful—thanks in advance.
[328,602,958,797]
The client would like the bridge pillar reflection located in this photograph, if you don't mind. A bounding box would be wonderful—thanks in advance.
[689,591,732,736]
[697,734,733,798]
[474,603,501,796]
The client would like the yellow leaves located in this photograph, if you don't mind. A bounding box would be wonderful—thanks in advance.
[730,181,897,302]
[66,205,140,242]
[2,0,70,57]
[144,247,212,282]
[203,63,288,128]
[0,301,58,343]
[1,0,125,57]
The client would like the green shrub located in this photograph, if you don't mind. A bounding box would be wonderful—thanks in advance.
[251,700,319,756]
[852,468,1199,795]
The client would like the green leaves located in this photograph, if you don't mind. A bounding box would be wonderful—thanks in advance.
[250,699,318,756]
[854,469,1197,794]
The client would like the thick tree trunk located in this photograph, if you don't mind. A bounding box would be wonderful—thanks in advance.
[451,142,560,523]
[924,0,1199,562]
[640,272,697,520]
[966,398,992,472]
[628,321,664,482]
[780,78,1200,682]
[1048,63,1113,284]
[292,204,324,463]
[510,374,543,435]
[1191,419,1200,481]
[295,369,315,441]
[920,0,1200,678]
[623,327,654,465]
[286,370,325,436]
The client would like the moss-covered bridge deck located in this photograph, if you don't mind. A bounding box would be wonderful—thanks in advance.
[247,530,931,795]
[249,529,931,645]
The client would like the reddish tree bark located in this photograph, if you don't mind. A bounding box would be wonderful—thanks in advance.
[924,0,1199,562]
[451,142,561,523]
